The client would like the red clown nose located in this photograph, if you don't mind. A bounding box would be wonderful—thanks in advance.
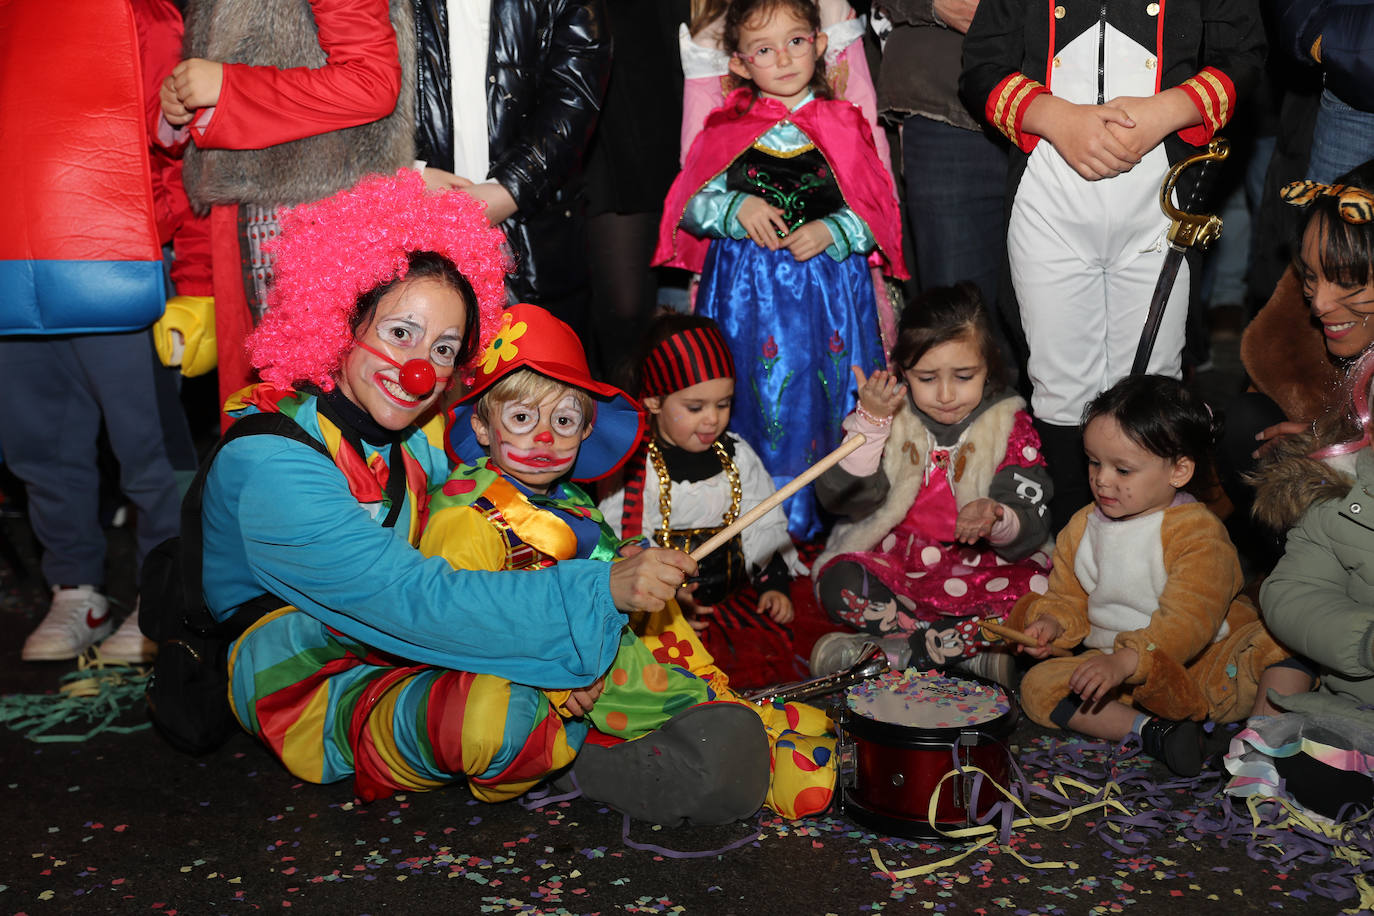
[399,359,436,395]
[355,342,440,396]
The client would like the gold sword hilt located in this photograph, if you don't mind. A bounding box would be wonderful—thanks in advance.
[1160,137,1230,250]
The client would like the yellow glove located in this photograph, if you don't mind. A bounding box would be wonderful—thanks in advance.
[153,295,217,377]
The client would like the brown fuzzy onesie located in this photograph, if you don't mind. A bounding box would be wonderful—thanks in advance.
[1008,502,1290,728]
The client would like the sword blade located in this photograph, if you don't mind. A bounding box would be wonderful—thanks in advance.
[1130,245,1186,375]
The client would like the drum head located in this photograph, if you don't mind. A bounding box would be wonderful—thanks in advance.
[843,669,1017,745]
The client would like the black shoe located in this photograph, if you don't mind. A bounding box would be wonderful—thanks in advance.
[1138,716,1204,777]
[570,703,770,826]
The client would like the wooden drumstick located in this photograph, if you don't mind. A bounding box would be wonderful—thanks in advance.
[980,619,1073,658]
[688,434,867,561]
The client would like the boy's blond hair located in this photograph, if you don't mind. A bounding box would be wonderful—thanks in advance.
[473,369,596,429]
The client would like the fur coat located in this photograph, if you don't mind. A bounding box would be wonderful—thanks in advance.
[181,0,416,210]
[1239,267,1344,426]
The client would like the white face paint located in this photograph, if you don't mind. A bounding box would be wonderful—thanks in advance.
[474,390,593,493]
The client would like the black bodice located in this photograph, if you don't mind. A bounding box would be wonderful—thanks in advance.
[725,143,844,231]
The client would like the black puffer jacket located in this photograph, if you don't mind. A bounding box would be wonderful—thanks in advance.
[1272,0,1374,111]
[413,0,611,314]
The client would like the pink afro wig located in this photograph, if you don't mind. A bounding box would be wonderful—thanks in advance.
[247,169,512,390]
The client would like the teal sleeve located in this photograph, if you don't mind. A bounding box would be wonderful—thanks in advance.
[202,436,626,688]
[821,208,876,261]
[682,171,750,239]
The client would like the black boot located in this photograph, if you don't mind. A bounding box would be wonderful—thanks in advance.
[1033,419,1090,534]
[567,703,770,826]
[1138,716,1204,777]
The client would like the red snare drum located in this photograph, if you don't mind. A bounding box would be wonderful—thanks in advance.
[839,669,1018,840]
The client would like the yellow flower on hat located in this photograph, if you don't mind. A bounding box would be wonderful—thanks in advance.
[479,313,528,375]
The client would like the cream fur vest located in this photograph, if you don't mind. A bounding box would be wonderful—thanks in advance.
[814,396,1025,575]
[181,0,416,211]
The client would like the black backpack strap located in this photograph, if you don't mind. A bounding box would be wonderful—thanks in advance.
[180,412,333,638]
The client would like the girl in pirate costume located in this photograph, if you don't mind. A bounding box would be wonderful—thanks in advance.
[600,314,809,687]
[430,305,836,820]
[653,0,906,541]
[200,171,768,823]
[959,0,1265,529]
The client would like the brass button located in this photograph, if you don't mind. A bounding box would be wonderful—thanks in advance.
[1053,55,1061,68]
[1054,5,1065,18]
[1145,57,1156,70]
[1147,2,1159,14]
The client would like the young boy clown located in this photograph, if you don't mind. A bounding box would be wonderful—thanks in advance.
[424,303,838,822]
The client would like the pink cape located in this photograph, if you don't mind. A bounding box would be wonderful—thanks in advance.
[653,89,907,279]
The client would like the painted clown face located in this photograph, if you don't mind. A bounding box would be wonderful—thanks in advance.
[337,276,468,431]
[472,388,593,493]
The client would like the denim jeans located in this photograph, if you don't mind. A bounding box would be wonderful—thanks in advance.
[901,115,1009,307]
[1308,89,1374,184]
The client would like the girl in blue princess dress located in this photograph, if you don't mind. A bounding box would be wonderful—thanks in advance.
[653,0,906,540]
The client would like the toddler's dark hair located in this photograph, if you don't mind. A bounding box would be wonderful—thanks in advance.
[1082,375,1220,482]
[624,312,731,397]
[1294,157,1374,289]
[888,282,1007,395]
[723,0,831,101]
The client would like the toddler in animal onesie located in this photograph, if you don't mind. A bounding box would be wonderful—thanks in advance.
[421,303,837,820]
[1008,375,1291,777]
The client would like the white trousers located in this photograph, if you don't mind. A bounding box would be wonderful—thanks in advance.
[1008,138,1188,427]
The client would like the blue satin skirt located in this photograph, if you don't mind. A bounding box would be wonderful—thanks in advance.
[697,238,885,540]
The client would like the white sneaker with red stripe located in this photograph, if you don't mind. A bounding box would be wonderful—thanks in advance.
[99,602,157,664]
[22,585,113,661]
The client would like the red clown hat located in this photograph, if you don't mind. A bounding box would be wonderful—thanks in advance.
[447,303,645,482]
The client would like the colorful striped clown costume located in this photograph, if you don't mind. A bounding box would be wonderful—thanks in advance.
[205,385,628,802]
[959,1,1265,427]
[418,457,837,819]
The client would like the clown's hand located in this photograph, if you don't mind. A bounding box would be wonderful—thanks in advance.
[153,295,217,377]
[609,547,697,614]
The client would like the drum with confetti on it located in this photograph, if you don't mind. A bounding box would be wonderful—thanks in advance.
[839,669,1018,839]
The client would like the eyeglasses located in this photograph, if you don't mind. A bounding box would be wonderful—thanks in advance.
[734,32,817,68]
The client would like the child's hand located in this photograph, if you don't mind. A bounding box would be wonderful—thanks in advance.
[169,58,224,111]
[737,195,789,250]
[954,498,1003,544]
[1067,648,1136,704]
[1020,617,1063,658]
[160,75,193,126]
[680,595,716,631]
[564,674,606,717]
[758,590,795,625]
[609,547,697,614]
[1103,90,1200,161]
[851,366,907,421]
[1024,95,1139,180]
[783,220,833,261]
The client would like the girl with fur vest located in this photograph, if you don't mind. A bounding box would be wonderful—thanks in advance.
[808,284,1052,686]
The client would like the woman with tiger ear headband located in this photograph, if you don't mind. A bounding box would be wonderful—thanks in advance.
[1219,158,1374,565]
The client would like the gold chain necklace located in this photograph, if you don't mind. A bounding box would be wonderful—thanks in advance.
[647,439,742,547]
